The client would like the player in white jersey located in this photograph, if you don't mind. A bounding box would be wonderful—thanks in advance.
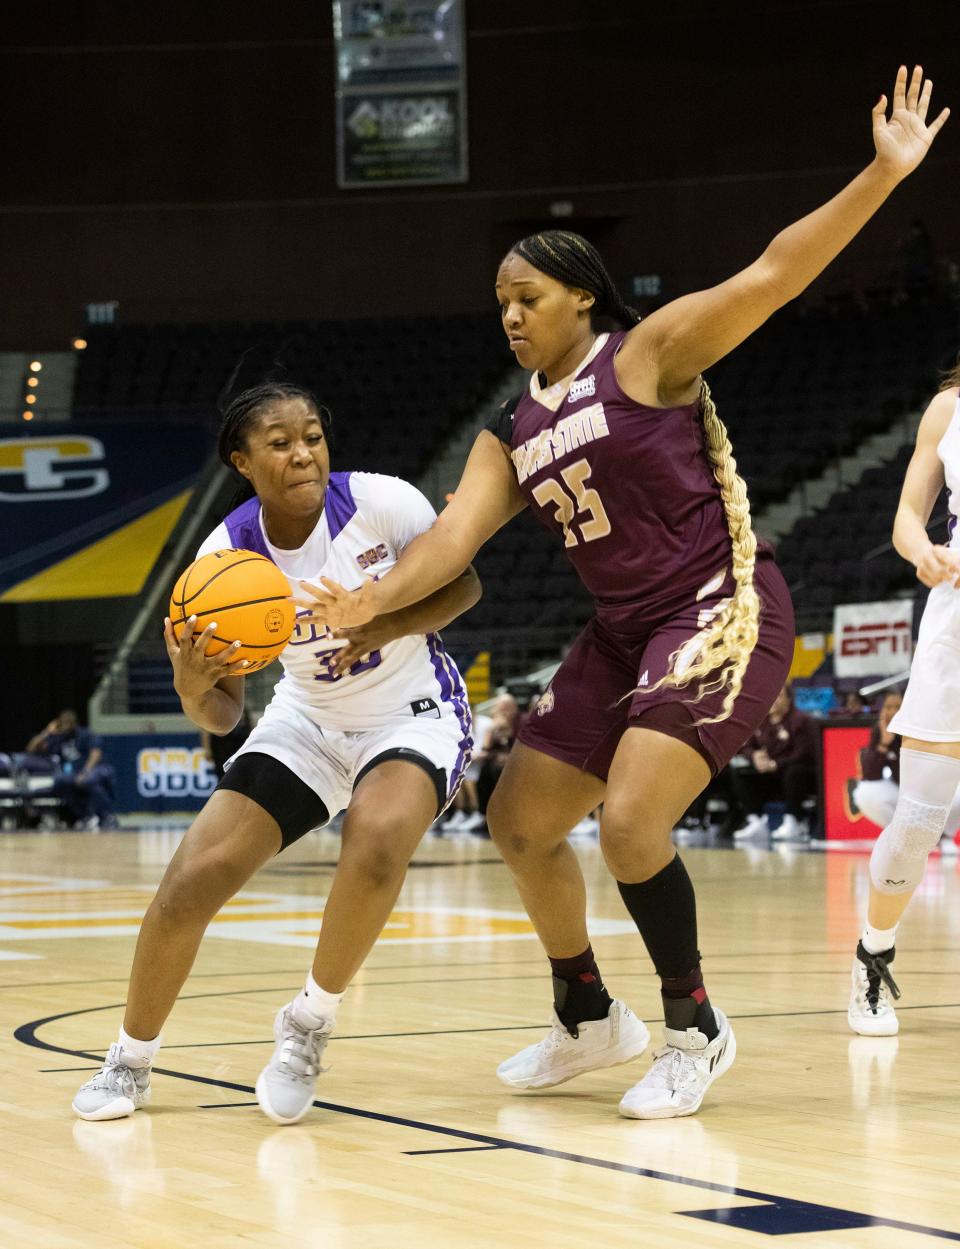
[848,381,960,1036]
[73,382,478,1125]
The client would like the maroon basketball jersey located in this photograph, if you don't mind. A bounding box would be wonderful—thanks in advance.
[487,331,735,632]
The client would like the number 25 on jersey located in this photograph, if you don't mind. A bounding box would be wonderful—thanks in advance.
[531,458,611,548]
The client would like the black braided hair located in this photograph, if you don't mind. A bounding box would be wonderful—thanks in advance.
[509,230,640,329]
[217,381,333,509]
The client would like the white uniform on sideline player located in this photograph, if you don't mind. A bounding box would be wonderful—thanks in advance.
[73,382,476,1125]
[849,382,960,1036]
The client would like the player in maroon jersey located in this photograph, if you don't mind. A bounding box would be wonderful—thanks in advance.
[302,68,947,1118]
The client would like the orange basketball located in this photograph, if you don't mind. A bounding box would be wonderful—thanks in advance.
[168,549,295,674]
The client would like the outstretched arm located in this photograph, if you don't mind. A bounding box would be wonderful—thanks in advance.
[893,388,960,587]
[617,66,950,405]
[330,566,482,675]
[302,432,526,630]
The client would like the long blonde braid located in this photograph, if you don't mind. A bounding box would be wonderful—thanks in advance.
[640,379,761,724]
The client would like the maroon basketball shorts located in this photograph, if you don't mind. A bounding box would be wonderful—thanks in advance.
[519,558,795,778]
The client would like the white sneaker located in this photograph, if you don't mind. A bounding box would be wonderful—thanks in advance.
[569,816,600,839]
[939,834,959,856]
[618,1007,736,1119]
[497,999,650,1090]
[72,1043,152,1120]
[445,810,469,830]
[255,1005,332,1125]
[848,943,899,1036]
[463,811,487,832]
[732,813,767,840]
[771,813,808,841]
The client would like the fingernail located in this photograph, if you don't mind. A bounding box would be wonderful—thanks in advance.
[241,660,250,667]
[209,622,217,630]
[231,641,241,649]
[188,614,197,623]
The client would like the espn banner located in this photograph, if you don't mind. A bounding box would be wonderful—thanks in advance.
[832,598,913,677]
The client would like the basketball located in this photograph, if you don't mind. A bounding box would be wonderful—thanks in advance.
[168,548,295,674]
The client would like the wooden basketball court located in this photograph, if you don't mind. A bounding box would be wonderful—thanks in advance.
[2,825,959,1248]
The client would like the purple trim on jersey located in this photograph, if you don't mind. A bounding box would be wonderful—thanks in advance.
[427,632,473,798]
[222,473,356,561]
[325,472,358,542]
[223,497,272,560]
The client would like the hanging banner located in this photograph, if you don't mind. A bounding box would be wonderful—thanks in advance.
[832,599,914,678]
[334,0,467,188]
[0,423,211,600]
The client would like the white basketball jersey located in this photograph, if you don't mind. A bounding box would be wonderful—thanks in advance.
[938,394,960,549]
[197,472,470,733]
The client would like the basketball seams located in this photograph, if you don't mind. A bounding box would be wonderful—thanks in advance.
[181,555,279,608]
[168,549,294,668]
[169,593,292,625]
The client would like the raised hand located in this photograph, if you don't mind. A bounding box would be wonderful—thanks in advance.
[873,65,950,183]
[297,576,381,632]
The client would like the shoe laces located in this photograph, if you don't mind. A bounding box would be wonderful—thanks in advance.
[856,945,901,1011]
[645,1043,703,1093]
[277,1015,329,1080]
[82,1043,145,1098]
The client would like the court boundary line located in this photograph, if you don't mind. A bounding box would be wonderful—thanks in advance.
[13,1001,960,1244]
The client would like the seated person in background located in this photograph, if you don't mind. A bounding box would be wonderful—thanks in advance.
[839,690,870,718]
[854,691,960,850]
[730,684,818,841]
[476,694,521,822]
[26,709,117,830]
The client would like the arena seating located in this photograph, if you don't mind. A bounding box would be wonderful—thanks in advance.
[73,314,509,484]
[73,291,958,642]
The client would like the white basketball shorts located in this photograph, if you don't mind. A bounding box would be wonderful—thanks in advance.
[889,579,960,742]
[227,697,473,822]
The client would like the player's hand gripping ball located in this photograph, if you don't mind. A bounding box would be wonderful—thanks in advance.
[168,549,295,674]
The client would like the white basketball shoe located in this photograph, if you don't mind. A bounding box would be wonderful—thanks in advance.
[848,942,900,1036]
[72,1043,152,1121]
[256,1004,333,1125]
[619,1007,736,1119]
[497,999,650,1090]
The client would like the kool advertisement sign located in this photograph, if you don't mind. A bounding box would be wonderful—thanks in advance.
[832,599,913,678]
[334,0,467,187]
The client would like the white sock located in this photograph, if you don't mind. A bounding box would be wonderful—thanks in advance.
[291,972,343,1030]
[861,923,898,955]
[118,1025,161,1064]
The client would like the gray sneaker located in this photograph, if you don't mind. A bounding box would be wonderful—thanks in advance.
[72,1043,152,1120]
[255,1004,332,1125]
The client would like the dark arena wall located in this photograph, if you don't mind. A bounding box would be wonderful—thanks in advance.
[1,0,959,346]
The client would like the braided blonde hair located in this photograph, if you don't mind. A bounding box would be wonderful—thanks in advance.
[638,379,761,725]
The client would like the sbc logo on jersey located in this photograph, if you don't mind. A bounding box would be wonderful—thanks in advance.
[0,436,109,502]
[136,748,217,799]
[536,688,555,717]
[357,543,389,570]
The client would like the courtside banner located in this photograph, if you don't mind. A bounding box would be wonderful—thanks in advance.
[0,422,211,600]
[832,599,913,678]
